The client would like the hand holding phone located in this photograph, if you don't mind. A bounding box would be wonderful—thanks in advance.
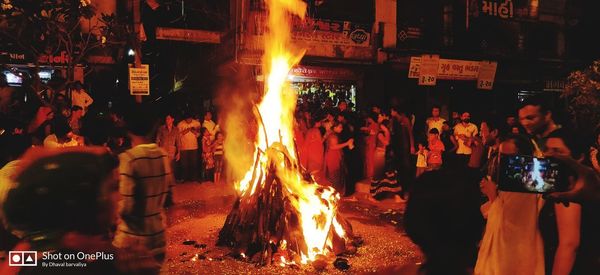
[497,154,569,193]
[546,153,600,204]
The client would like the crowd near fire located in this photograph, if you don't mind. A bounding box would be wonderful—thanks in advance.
[1,0,600,274]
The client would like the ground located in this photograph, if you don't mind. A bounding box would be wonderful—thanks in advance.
[161,181,422,274]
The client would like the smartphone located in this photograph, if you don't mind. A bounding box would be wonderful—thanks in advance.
[497,154,568,193]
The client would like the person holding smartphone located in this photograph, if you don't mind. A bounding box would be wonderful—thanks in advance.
[475,134,546,275]
[547,154,600,204]
[517,95,593,275]
[540,129,600,275]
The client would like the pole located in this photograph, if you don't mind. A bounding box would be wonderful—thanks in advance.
[465,0,470,30]
[133,0,142,103]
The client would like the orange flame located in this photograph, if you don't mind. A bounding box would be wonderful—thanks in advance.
[232,0,346,264]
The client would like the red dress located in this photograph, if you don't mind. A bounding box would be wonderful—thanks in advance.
[364,122,378,179]
[324,133,345,194]
[302,127,324,174]
[294,124,306,163]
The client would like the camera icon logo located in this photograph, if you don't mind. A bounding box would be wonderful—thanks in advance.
[9,251,37,266]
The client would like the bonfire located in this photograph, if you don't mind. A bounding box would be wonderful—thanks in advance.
[218,0,356,267]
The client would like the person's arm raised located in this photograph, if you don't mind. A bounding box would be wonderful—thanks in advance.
[546,153,600,204]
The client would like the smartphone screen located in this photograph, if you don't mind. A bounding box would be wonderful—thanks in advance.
[497,154,567,193]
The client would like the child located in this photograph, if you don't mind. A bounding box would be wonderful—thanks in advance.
[213,132,225,184]
[427,128,445,170]
[415,141,429,178]
[113,105,173,262]
[201,127,214,181]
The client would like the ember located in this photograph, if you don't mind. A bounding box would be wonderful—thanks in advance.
[217,0,355,266]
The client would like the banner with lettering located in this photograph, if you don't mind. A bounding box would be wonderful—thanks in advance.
[409,57,498,89]
[409,57,481,80]
[289,65,358,80]
[477,61,498,90]
[418,55,440,86]
[250,13,372,47]
[292,18,372,47]
[0,50,71,65]
[128,64,150,96]
[408,56,421,79]
[469,0,538,21]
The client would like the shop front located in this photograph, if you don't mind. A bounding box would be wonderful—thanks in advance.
[0,50,70,87]
[288,65,360,110]
[212,0,376,111]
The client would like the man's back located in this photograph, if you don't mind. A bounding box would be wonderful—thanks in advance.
[114,143,173,257]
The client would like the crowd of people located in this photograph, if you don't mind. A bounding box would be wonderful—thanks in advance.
[1,71,600,274]
[0,75,226,273]
[292,94,600,274]
[402,96,600,275]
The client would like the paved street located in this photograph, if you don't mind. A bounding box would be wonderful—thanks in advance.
[161,181,422,274]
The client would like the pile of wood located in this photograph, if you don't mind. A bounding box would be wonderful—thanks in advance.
[217,143,356,265]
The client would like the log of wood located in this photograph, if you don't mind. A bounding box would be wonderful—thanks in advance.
[217,143,356,265]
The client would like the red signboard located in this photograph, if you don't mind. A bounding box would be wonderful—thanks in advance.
[289,66,358,80]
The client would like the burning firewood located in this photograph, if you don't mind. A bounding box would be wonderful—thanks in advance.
[218,143,356,266]
[217,0,358,267]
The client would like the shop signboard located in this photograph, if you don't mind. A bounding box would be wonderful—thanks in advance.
[255,65,358,82]
[438,59,480,80]
[408,56,420,79]
[477,61,498,90]
[409,57,497,88]
[543,80,565,92]
[469,0,538,21]
[156,27,221,44]
[289,65,357,80]
[0,50,72,65]
[292,18,371,47]
[418,55,440,86]
[1,50,114,65]
[409,57,490,81]
[248,13,371,48]
[398,26,422,42]
[0,51,27,63]
[128,64,150,96]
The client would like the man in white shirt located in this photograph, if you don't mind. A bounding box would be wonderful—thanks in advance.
[177,114,200,182]
[201,111,219,142]
[453,112,478,166]
[425,105,446,134]
[70,82,93,115]
[43,118,80,148]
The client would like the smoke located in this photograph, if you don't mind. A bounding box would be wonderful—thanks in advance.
[214,65,260,183]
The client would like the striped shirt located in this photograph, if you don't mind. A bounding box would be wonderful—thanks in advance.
[213,140,224,156]
[113,144,174,257]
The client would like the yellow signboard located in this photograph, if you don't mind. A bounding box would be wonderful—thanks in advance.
[128,64,150,96]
